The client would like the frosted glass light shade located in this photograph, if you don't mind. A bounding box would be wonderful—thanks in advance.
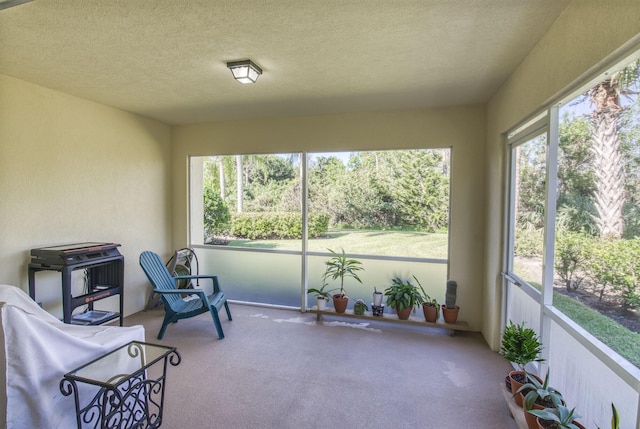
[227,60,263,84]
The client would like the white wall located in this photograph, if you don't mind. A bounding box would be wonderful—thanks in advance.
[0,75,172,317]
[172,106,488,331]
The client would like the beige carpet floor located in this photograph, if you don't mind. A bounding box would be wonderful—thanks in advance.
[123,304,519,429]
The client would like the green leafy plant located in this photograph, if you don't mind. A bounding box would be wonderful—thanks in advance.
[323,248,363,298]
[528,404,581,429]
[499,320,544,371]
[353,299,368,315]
[307,278,335,301]
[384,277,424,311]
[517,371,563,411]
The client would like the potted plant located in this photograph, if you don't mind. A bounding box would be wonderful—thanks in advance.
[597,403,619,429]
[517,371,563,429]
[372,287,384,306]
[353,299,368,315]
[441,280,459,323]
[307,279,334,311]
[529,404,585,429]
[383,277,424,320]
[500,320,544,406]
[414,275,440,323]
[323,248,363,313]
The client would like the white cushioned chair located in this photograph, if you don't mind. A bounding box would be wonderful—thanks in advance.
[0,284,144,429]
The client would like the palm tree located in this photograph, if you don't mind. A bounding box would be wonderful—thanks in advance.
[236,155,243,212]
[587,60,639,238]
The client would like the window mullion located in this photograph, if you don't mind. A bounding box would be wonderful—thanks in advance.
[539,106,559,371]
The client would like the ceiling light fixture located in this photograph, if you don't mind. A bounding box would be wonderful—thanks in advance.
[226,60,263,84]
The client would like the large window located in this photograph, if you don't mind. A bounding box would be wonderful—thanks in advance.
[509,132,547,289]
[503,52,640,427]
[505,53,640,370]
[307,150,450,258]
[192,149,450,259]
[552,56,640,367]
[189,149,451,308]
[198,153,302,251]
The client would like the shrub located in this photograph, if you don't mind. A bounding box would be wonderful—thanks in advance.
[203,187,231,236]
[229,212,329,240]
[554,231,593,291]
[586,237,640,308]
[514,228,544,257]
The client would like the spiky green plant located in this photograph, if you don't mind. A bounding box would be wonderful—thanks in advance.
[528,404,581,429]
[499,320,544,371]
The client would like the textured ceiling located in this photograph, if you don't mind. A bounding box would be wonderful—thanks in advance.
[0,0,571,125]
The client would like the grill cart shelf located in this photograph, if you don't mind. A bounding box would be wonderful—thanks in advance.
[28,242,124,326]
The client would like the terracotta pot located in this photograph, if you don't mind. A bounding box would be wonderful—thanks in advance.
[536,417,586,429]
[422,303,438,322]
[396,306,412,320]
[333,294,348,313]
[522,394,545,429]
[441,305,459,324]
[508,370,542,408]
[522,392,565,429]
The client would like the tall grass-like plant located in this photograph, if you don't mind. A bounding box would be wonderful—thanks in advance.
[597,403,619,429]
[323,248,363,298]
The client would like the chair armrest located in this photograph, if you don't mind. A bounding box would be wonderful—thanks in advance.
[174,275,221,293]
[174,275,217,281]
[153,288,210,306]
[153,288,207,295]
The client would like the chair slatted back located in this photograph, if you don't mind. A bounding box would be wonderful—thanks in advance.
[139,251,182,310]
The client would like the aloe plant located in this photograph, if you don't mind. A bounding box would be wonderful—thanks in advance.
[528,404,581,429]
[517,371,563,411]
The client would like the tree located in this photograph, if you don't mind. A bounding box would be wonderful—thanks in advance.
[236,155,243,212]
[587,60,640,238]
[556,115,598,235]
[391,150,449,232]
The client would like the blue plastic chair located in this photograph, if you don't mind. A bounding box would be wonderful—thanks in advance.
[139,251,232,339]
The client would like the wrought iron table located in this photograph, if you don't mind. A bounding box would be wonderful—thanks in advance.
[60,341,181,429]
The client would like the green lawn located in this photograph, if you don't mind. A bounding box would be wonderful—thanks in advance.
[228,229,449,259]
[552,292,640,368]
[512,257,640,368]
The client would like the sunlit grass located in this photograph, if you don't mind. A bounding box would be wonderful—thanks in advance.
[512,256,640,368]
[226,229,448,259]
